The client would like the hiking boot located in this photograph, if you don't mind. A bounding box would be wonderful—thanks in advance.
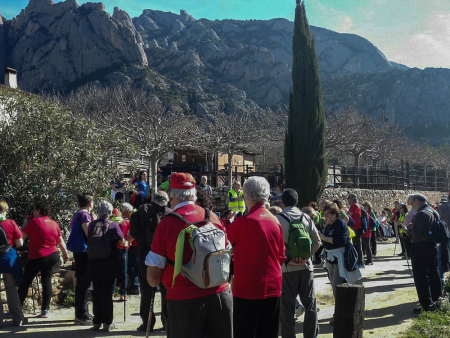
[365,261,373,265]
[413,306,436,314]
[40,310,49,318]
[92,324,101,331]
[75,317,93,325]
[128,287,140,295]
[397,252,405,256]
[358,263,366,269]
[295,304,305,318]
[103,323,115,332]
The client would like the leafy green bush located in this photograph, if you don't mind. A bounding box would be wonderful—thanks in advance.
[61,288,76,307]
[0,88,137,233]
[402,311,450,338]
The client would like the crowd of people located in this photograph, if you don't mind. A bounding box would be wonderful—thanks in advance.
[1,172,449,338]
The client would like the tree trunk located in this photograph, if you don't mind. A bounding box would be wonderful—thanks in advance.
[227,151,233,188]
[354,153,360,188]
[148,155,159,197]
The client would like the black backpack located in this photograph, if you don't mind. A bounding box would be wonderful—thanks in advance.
[130,203,171,251]
[87,219,112,259]
[343,240,358,271]
[423,208,450,244]
[0,222,11,254]
[359,205,368,232]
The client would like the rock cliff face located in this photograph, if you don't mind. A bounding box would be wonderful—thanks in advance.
[1,1,450,140]
[0,15,6,79]
[3,0,147,91]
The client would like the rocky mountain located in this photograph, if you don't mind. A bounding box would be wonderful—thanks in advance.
[0,0,450,141]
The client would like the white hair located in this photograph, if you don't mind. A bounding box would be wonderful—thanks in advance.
[98,200,113,218]
[201,176,207,180]
[169,188,197,202]
[154,191,169,205]
[119,203,133,212]
[243,176,270,203]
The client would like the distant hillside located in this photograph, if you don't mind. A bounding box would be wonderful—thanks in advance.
[1,0,450,141]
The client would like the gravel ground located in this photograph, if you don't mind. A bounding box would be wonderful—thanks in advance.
[1,239,427,337]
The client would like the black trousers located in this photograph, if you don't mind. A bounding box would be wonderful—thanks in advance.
[370,231,377,256]
[165,289,233,338]
[411,242,442,310]
[73,252,91,319]
[138,252,166,328]
[353,229,364,265]
[18,251,59,311]
[362,237,373,263]
[234,296,280,338]
[92,279,115,325]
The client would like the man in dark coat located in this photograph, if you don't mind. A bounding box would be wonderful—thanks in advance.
[130,191,172,332]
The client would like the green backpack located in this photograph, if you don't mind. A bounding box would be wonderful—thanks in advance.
[279,213,312,259]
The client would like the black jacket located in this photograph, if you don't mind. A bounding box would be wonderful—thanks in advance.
[130,201,172,254]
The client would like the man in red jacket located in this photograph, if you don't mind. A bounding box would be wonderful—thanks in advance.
[347,193,365,268]
[146,173,232,338]
[227,176,286,338]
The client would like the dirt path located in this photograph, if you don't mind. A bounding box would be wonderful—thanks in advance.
[2,240,421,337]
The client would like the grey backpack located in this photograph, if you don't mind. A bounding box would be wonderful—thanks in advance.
[169,209,231,289]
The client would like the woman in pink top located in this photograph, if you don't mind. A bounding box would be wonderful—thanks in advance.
[0,200,25,327]
[18,202,69,318]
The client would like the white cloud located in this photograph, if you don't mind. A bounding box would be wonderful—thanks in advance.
[389,13,450,68]
[338,16,354,32]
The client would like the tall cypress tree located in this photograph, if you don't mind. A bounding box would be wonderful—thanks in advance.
[285,0,327,206]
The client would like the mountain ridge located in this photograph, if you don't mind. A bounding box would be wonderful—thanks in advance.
[0,0,449,141]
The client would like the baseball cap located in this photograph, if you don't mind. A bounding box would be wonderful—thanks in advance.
[169,173,196,189]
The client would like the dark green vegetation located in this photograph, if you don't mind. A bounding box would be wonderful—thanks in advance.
[0,87,136,234]
[402,276,450,338]
[285,0,327,207]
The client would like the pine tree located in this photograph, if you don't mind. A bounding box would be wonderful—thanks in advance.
[285,0,327,206]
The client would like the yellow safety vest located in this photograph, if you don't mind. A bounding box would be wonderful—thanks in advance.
[228,189,245,214]
[398,213,407,233]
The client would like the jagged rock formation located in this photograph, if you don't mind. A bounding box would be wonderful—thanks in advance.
[2,0,147,91]
[1,1,450,140]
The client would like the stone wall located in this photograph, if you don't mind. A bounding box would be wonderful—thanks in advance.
[212,186,230,212]
[321,188,445,212]
[0,265,75,310]
[212,187,446,214]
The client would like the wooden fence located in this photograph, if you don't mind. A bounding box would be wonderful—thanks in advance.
[328,164,450,192]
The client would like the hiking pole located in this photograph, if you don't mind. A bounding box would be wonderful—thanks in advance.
[124,252,127,323]
[406,254,412,276]
[31,281,36,314]
[36,276,42,307]
[145,288,156,338]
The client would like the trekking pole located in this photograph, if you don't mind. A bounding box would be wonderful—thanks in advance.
[124,252,127,323]
[406,254,412,276]
[31,281,36,314]
[36,276,42,306]
[145,288,156,338]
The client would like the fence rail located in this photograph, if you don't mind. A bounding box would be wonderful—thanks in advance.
[328,164,449,192]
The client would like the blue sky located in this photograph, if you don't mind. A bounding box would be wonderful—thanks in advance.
[1,0,450,69]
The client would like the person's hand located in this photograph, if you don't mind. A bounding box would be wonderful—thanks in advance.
[288,257,306,266]
[63,254,69,263]
[318,232,326,240]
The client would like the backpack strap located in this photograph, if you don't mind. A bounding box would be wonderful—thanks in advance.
[169,208,212,287]
[279,212,304,224]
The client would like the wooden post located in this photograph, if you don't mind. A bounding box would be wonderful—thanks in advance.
[334,284,365,338]
[333,164,336,187]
